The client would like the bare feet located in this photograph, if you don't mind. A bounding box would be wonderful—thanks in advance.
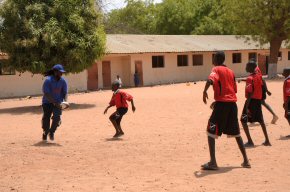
[241,161,251,168]
[244,142,254,148]
[271,116,278,124]
[262,141,272,146]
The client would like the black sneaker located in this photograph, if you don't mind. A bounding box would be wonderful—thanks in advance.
[42,133,48,141]
[49,132,54,141]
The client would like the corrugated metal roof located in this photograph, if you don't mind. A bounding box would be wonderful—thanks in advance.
[106,35,283,54]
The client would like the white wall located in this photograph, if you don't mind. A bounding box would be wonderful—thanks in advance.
[0,71,87,99]
[97,55,131,88]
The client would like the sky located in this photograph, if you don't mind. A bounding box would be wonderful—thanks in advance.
[104,0,163,12]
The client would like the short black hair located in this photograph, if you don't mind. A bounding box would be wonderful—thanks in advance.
[283,67,290,73]
[247,60,257,71]
[112,80,120,87]
[213,51,225,65]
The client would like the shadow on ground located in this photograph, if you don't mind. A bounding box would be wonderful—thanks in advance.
[278,135,290,141]
[32,141,62,147]
[194,166,242,178]
[105,138,124,142]
[0,103,96,115]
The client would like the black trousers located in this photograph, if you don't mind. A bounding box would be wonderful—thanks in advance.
[42,103,62,134]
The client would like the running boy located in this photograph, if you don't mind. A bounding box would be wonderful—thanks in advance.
[104,81,136,138]
[202,51,250,170]
[241,61,271,147]
[283,68,290,126]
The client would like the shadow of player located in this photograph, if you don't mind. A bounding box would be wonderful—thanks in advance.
[105,138,124,142]
[278,135,290,141]
[0,103,96,115]
[32,141,62,147]
[194,166,242,178]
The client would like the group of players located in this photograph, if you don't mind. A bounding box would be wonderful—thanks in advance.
[41,51,290,171]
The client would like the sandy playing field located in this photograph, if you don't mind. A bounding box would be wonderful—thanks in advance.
[0,80,290,192]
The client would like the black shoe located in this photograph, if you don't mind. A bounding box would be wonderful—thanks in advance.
[42,133,48,141]
[49,132,54,141]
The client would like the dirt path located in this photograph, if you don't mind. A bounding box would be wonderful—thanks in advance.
[0,81,289,192]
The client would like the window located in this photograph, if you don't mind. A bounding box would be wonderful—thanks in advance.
[192,54,203,66]
[0,61,15,75]
[278,51,282,60]
[232,53,242,64]
[248,52,257,61]
[152,56,164,68]
[288,51,290,60]
[177,55,188,67]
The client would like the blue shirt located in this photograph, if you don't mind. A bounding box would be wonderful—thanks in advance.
[42,76,68,104]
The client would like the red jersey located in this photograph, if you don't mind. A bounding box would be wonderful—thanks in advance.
[284,77,290,102]
[208,65,237,102]
[255,66,262,76]
[109,90,133,109]
[245,73,263,99]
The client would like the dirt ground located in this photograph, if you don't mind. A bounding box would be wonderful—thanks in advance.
[0,80,290,192]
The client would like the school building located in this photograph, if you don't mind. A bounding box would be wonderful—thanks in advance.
[1,35,290,98]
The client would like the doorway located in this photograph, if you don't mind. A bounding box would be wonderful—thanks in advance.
[102,61,111,88]
[87,62,98,91]
[135,61,144,86]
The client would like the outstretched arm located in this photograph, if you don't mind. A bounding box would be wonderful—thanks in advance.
[203,79,213,104]
[104,105,114,114]
[131,99,136,112]
[263,79,271,95]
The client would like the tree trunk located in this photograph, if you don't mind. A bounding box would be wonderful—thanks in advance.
[268,38,283,78]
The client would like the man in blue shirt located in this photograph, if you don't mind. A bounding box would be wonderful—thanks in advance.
[42,64,68,141]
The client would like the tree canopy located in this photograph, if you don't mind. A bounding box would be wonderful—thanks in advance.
[229,0,290,77]
[105,0,235,35]
[104,0,157,34]
[0,0,106,74]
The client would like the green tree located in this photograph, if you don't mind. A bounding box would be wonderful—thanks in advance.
[105,0,157,34]
[192,0,235,35]
[229,0,290,77]
[0,0,106,74]
[155,0,195,34]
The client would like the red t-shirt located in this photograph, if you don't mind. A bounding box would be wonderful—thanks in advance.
[284,77,290,102]
[208,65,237,102]
[255,66,262,76]
[245,73,263,99]
[109,90,133,109]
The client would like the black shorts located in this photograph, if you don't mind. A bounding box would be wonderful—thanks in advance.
[241,99,264,124]
[285,102,290,125]
[111,107,128,122]
[207,102,240,139]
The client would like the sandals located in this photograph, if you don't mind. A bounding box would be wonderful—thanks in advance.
[201,162,219,170]
[241,162,251,168]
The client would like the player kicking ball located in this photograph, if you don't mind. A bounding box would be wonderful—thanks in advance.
[104,81,136,138]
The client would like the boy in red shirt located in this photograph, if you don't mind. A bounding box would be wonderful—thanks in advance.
[283,68,290,126]
[104,81,136,138]
[241,61,271,147]
[202,51,250,170]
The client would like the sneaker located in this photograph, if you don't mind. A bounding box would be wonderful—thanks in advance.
[49,132,54,141]
[42,133,47,141]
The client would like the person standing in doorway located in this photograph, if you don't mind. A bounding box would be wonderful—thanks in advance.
[42,64,68,141]
[116,75,123,88]
[134,71,140,87]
